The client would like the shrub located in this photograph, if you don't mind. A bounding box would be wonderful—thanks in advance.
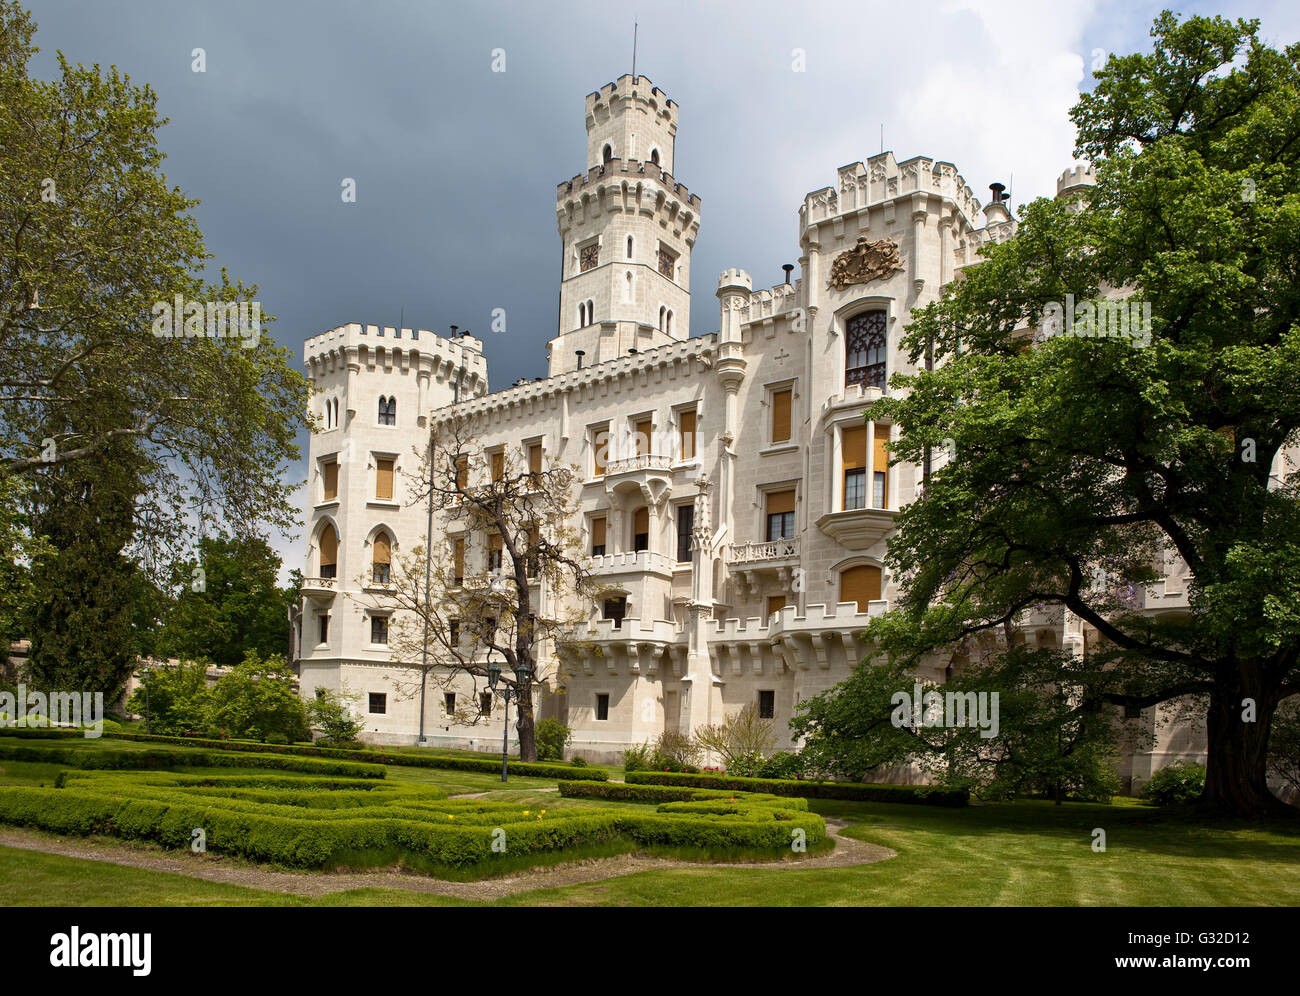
[649,730,700,773]
[1141,762,1206,806]
[569,755,588,768]
[307,687,365,748]
[756,750,805,780]
[0,740,383,777]
[625,770,969,806]
[623,742,651,773]
[535,719,572,762]
[692,704,777,774]
[94,732,609,780]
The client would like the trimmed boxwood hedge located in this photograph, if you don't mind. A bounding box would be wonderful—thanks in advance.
[624,770,969,806]
[78,732,610,780]
[0,769,823,872]
[0,740,384,778]
[557,780,809,810]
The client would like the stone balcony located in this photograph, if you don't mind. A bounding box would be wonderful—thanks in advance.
[301,576,337,603]
[585,550,675,579]
[728,537,800,598]
[815,506,898,550]
[601,453,674,507]
[557,617,686,676]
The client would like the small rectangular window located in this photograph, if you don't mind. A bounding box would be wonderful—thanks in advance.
[591,516,606,556]
[491,449,504,482]
[527,443,542,483]
[323,461,339,502]
[766,596,786,620]
[676,504,694,563]
[766,490,795,541]
[758,690,775,720]
[679,408,697,460]
[873,423,890,508]
[453,538,465,586]
[634,418,653,457]
[368,692,386,715]
[376,458,394,501]
[771,389,792,443]
[633,507,649,553]
[595,693,610,721]
[444,692,456,716]
[487,533,503,572]
[480,691,493,717]
[454,454,468,491]
[318,615,329,645]
[370,615,389,644]
[449,619,460,646]
[843,426,867,511]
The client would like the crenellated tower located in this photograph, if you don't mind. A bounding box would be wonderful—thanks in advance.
[548,74,701,376]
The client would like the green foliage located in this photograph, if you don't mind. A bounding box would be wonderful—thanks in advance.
[0,1,311,560]
[647,730,701,773]
[1268,697,1300,796]
[756,751,806,780]
[534,718,571,762]
[0,739,383,777]
[161,534,294,668]
[0,476,51,650]
[857,11,1300,815]
[623,742,651,773]
[204,651,308,744]
[97,731,611,780]
[125,660,211,736]
[0,769,824,872]
[625,770,969,806]
[557,780,809,809]
[568,755,588,767]
[1142,762,1207,806]
[306,687,364,748]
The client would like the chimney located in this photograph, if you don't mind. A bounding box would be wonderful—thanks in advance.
[989,182,1006,203]
[782,264,794,286]
[575,349,585,369]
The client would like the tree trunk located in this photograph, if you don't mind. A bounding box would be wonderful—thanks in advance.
[516,682,536,762]
[1201,667,1289,817]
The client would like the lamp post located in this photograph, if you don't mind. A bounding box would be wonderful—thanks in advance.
[487,660,535,783]
[141,667,151,735]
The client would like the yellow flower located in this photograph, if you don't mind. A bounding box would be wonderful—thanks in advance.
[523,810,530,815]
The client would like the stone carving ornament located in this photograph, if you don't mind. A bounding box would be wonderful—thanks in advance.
[827,237,904,290]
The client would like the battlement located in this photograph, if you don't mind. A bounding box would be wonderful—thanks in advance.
[433,333,717,424]
[303,323,489,396]
[717,268,752,293]
[305,322,485,360]
[585,73,677,117]
[798,152,983,237]
[1057,163,1096,196]
[745,281,801,318]
[556,158,701,210]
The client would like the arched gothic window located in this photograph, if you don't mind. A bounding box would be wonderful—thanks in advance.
[602,144,613,164]
[650,148,660,166]
[845,311,887,389]
[378,395,397,426]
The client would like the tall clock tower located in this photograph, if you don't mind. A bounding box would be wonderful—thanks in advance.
[548,74,701,375]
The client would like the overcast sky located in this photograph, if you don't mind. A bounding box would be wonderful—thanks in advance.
[22,0,1300,574]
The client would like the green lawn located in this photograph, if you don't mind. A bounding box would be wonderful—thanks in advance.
[2,735,1296,906]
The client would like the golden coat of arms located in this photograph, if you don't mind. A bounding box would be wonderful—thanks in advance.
[828,237,903,290]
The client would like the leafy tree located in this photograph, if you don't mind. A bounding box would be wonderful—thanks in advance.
[0,475,50,650]
[0,1,310,573]
[867,12,1300,816]
[534,718,571,762]
[125,659,211,735]
[22,437,150,698]
[161,533,292,669]
[1268,698,1300,797]
[306,687,364,748]
[205,651,308,743]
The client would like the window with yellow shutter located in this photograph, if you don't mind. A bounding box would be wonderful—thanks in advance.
[591,516,606,556]
[487,533,503,572]
[873,423,890,508]
[454,454,468,491]
[635,418,653,457]
[633,507,649,552]
[766,595,787,620]
[839,565,882,611]
[323,461,339,502]
[765,490,795,541]
[375,458,394,501]
[843,426,867,510]
[592,426,609,477]
[491,450,504,482]
[771,389,792,443]
[318,524,338,579]
[452,538,465,586]
[527,443,542,483]
[679,409,696,460]
[372,531,391,583]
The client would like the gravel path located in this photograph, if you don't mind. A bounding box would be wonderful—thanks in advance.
[0,821,894,902]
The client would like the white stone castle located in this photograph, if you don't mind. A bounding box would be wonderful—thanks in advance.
[296,74,1206,790]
